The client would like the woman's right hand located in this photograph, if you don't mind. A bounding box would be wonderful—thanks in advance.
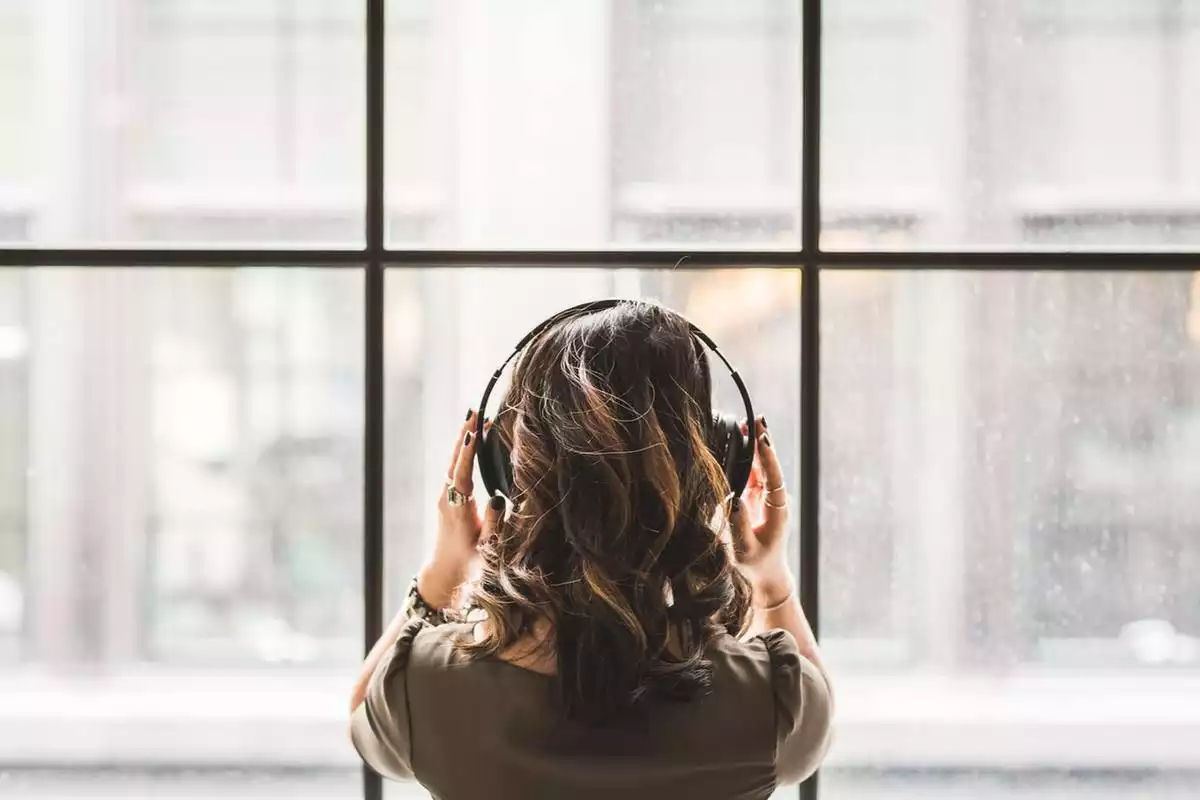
[730,417,794,607]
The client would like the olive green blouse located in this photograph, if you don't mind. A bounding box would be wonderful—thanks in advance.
[351,618,833,799]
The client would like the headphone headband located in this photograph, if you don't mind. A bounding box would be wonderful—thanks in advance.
[474,299,755,497]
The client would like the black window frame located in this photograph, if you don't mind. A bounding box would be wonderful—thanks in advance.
[2,1,1198,798]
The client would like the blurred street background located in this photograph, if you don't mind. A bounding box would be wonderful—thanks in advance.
[1,1,1199,797]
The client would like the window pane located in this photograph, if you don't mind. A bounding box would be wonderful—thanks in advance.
[0,2,35,242]
[824,0,1200,250]
[821,270,1200,798]
[0,1,363,246]
[0,268,362,797]
[386,2,801,248]
[0,271,24,658]
[383,267,801,609]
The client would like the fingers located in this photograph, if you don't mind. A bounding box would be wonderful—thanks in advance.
[743,419,765,491]
[451,422,477,495]
[754,418,789,525]
[754,418,783,488]
[446,409,475,480]
[438,409,479,516]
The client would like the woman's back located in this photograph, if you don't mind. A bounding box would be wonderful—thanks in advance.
[352,619,832,800]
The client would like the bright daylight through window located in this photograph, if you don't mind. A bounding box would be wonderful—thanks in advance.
[0,1,1198,799]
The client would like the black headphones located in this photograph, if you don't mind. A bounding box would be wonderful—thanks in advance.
[474,299,756,500]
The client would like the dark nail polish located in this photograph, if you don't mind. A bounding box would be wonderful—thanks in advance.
[489,495,506,511]
[762,434,771,449]
[465,408,473,421]
[761,416,768,430]
[464,432,473,446]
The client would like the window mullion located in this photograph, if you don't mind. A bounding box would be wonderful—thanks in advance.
[363,1,386,800]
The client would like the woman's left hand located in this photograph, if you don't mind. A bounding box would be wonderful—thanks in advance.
[417,410,503,609]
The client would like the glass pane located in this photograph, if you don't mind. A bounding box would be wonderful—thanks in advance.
[823,0,1200,250]
[386,1,801,249]
[383,267,801,611]
[821,270,1200,798]
[0,1,363,246]
[0,2,35,243]
[0,268,362,797]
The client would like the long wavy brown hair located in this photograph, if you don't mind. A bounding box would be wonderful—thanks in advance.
[464,300,752,723]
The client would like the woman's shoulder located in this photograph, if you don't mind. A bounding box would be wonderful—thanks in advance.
[711,630,833,784]
[397,618,476,671]
[708,627,801,676]
[708,630,830,731]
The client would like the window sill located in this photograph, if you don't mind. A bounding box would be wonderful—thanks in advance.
[0,670,1197,768]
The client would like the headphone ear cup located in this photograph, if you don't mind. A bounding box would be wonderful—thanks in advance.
[478,421,516,499]
[711,412,754,497]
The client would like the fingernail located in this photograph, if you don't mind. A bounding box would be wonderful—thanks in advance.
[489,495,506,512]
[762,434,771,448]
[465,408,473,421]
[464,432,473,446]
[761,416,768,430]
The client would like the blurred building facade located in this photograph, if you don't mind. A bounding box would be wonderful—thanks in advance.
[0,0,1198,796]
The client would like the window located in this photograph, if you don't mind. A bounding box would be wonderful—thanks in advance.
[822,270,1200,797]
[385,0,801,248]
[1,268,363,799]
[612,0,802,245]
[3,0,364,246]
[824,271,1200,663]
[823,0,1200,250]
[1,1,1197,799]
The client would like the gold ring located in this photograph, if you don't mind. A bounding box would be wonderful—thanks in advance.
[764,496,788,509]
[446,485,473,507]
[765,485,786,495]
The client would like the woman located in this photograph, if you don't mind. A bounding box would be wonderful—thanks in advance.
[350,301,833,799]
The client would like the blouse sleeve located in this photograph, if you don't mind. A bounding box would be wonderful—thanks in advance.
[350,617,427,782]
[760,628,835,785]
